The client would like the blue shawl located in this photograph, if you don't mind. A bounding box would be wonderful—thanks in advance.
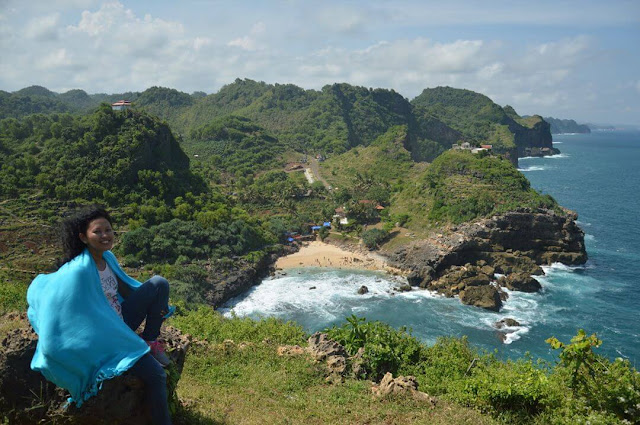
[27,249,150,406]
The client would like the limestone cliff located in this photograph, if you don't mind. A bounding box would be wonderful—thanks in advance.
[389,208,587,311]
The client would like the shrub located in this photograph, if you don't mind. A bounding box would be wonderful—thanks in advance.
[547,330,640,422]
[464,359,557,417]
[325,315,425,379]
[361,228,389,249]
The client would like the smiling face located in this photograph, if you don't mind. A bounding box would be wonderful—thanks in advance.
[79,217,114,258]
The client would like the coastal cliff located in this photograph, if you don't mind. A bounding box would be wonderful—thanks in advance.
[202,244,298,308]
[389,208,587,311]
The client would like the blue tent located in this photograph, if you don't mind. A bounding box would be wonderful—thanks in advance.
[311,225,322,231]
[323,222,331,228]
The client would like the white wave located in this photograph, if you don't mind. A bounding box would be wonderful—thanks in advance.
[552,141,563,144]
[541,262,582,273]
[546,153,569,159]
[222,269,397,319]
[395,287,443,300]
[518,166,546,172]
[576,220,592,227]
[584,234,596,242]
[503,326,530,344]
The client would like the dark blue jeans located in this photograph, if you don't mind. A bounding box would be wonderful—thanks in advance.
[122,275,170,341]
[122,276,172,425]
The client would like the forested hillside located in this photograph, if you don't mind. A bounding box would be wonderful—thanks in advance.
[412,87,554,160]
[0,104,200,205]
[0,80,562,305]
[544,116,591,134]
[2,81,556,164]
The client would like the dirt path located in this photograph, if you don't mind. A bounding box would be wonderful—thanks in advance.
[308,159,332,190]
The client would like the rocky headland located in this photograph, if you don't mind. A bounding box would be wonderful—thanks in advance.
[388,208,587,311]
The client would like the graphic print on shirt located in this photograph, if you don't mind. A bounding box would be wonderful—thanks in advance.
[99,265,123,318]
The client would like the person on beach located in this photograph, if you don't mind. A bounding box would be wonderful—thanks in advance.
[27,206,174,425]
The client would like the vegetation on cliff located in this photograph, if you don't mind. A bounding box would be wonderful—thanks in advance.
[0,105,202,205]
[412,87,553,158]
[544,116,591,134]
[396,150,559,225]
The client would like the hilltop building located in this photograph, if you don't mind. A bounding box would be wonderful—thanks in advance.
[111,100,132,111]
[452,142,492,154]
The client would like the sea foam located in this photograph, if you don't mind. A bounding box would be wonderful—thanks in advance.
[519,166,546,172]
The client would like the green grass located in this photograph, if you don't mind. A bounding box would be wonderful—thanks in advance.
[176,341,496,425]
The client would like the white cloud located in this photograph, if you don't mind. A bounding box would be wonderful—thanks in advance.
[0,1,637,124]
[39,48,71,69]
[228,22,266,51]
[316,5,367,34]
[25,13,61,40]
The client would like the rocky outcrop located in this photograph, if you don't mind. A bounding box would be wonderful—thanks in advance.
[390,208,586,311]
[0,314,189,425]
[498,273,542,293]
[459,285,502,311]
[307,332,348,381]
[495,318,520,328]
[205,244,298,307]
[372,372,436,405]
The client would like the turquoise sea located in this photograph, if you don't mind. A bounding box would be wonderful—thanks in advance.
[224,131,640,363]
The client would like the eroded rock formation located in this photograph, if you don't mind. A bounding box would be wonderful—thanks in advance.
[390,208,586,311]
[0,314,189,425]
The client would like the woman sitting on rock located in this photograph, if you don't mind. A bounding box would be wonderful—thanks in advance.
[27,205,174,425]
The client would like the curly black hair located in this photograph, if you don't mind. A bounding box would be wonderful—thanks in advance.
[59,205,113,267]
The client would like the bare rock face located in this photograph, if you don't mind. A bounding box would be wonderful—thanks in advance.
[0,315,189,425]
[372,372,436,406]
[459,285,502,311]
[495,318,520,328]
[306,332,352,383]
[389,208,586,311]
[497,273,542,293]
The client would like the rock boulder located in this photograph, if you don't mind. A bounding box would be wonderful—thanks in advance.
[459,285,502,311]
[0,315,189,425]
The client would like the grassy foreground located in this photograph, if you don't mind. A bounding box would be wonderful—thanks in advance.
[1,278,638,424]
[170,309,495,425]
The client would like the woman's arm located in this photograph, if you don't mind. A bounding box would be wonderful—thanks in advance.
[117,276,133,299]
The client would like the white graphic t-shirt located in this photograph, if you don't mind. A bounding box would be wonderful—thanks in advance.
[98,264,123,319]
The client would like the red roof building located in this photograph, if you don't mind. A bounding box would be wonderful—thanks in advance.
[111,100,132,111]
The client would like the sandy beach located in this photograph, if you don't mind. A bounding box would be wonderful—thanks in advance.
[276,240,400,273]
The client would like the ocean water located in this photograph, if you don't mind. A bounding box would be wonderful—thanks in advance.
[224,131,640,363]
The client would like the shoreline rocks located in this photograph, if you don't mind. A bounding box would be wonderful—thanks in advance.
[389,208,587,311]
[205,244,298,308]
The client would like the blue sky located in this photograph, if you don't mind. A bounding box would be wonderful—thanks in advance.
[1,0,639,125]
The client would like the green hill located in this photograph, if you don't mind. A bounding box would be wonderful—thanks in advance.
[0,104,202,205]
[135,86,195,124]
[0,89,72,118]
[2,81,556,166]
[412,87,553,161]
[391,150,558,227]
[544,116,591,134]
[187,114,285,176]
